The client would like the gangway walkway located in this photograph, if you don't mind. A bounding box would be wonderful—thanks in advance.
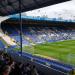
[0,31,17,46]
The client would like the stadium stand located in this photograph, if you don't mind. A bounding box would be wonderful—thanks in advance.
[0,17,75,75]
[0,0,73,75]
[1,24,75,46]
[0,24,75,75]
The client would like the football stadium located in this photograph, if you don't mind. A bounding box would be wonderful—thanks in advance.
[0,0,75,75]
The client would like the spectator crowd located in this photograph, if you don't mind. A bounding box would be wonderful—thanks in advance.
[0,51,39,75]
[2,25,75,46]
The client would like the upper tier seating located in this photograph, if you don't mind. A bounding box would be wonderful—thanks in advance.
[2,25,75,46]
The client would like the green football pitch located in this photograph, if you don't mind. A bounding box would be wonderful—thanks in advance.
[16,40,75,65]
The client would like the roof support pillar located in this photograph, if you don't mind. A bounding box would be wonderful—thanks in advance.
[19,0,23,55]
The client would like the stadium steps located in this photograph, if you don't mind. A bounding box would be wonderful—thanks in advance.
[0,31,17,46]
[7,25,21,47]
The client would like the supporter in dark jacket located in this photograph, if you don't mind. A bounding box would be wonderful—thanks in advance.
[31,65,39,75]
[10,62,22,75]
[24,63,31,75]
[1,65,11,75]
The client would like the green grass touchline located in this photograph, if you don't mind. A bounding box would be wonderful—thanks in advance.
[15,40,75,65]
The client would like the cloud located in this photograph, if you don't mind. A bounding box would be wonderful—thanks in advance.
[23,0,75,20]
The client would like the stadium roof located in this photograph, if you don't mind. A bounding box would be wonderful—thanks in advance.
[8,15,75,23]
[1,15,75,27]
[0,0,70,16]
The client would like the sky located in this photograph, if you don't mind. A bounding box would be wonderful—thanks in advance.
[0,0,75,23]
[24,0,75,20]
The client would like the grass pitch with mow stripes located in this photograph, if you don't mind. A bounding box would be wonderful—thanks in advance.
[16,40,75,65]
